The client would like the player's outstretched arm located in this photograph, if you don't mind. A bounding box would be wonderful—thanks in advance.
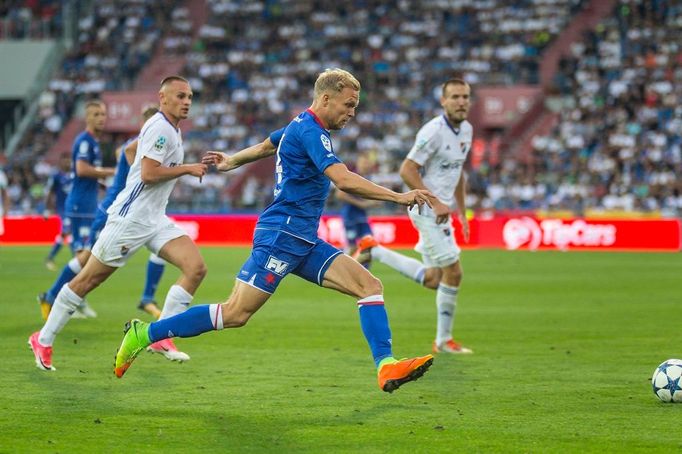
[335,188,380,209]
[203,137,277,172]
[454,172,469,242]
[325,163,433,210]
[140,157,207,184]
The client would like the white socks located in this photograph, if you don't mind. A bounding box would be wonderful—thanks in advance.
[371,245,426,284]
[159,284,193,320]
[435,283,458,345]
[39,284,82,346]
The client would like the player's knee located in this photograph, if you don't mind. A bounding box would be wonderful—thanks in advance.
[358,274,383,298]
[187,261,207,284]
[422,268,442,289]
[221,303,253,328]
[442,264,462,287]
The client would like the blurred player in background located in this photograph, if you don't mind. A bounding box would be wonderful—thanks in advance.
[29,76,207,371]
[36,100,115,318]
[114,68,435,393]
[354,78,473,355]
[43,152,73,271]
[335,152,380,259]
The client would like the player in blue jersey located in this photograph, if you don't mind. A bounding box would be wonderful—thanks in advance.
[37,101,116,319]
[38,107,170,325]
[335,153,380,258]
[114,68,436,393]
[43,152,73,271]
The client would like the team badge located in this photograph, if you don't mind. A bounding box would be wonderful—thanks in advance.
[320,134,332,152]
[461,142,470,154]
[121,245,130,256]
[154,136,167,153]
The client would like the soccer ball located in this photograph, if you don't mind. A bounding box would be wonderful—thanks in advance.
[651,359,682,403]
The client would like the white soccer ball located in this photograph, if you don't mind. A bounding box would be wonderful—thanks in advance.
[652,359,682,403]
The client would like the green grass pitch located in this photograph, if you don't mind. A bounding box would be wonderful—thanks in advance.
[1,246,681,452]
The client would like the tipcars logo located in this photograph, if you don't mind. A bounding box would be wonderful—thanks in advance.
[503,217,616,251]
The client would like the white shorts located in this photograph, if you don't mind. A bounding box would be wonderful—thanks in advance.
[91,215,187,267]
[408,206,461,268]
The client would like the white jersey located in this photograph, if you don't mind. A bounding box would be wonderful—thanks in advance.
[406,115,473,209]
[108,112,184,224]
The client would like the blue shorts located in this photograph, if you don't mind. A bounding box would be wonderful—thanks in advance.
[88,208,108,248]
[68,216,94,252]
[343,220,372,245]
[237,228,343,294]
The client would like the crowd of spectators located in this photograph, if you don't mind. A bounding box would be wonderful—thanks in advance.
[466,0,681,216]
[3,0,182,214]
[4,0,680,218]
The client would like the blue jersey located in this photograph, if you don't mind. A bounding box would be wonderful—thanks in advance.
[340,197,369,225]
[65,131,102,218]
[257,110,342,243]
[46,170,72,217]
[98,141,132,212]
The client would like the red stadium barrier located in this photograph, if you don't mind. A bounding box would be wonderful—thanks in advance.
[1,214,680,252]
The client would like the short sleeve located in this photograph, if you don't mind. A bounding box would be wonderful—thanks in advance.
[76,139,91,162]
[140,121,173,164]
[269,127,285,148]
[406,124,440,167]
[301,128,342,172]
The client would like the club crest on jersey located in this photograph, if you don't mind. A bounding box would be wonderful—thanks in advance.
[265,255,289,275]
[121,245,130,256]
[461,142,470,154]
[320,134,332,152]
[154,136,167,153]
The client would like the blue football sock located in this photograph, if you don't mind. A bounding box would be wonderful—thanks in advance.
[148,305,216,342]
[141,259,165,302]
[357,297,393,367]
[46,263,78,304]
[46,240,63,261]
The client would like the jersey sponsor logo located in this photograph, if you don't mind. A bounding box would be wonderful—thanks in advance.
[154,135,167,153]
[320,134,332,152]
[265,255,289,275]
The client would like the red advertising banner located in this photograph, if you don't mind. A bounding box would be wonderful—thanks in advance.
[468,85,543,129]
[1,214,680,252]
[101,92,159,133]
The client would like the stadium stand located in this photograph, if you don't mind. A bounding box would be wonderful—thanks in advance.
[1,0,679,218]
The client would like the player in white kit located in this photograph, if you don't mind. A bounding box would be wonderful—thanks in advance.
[28,76,208,371]
[354,78,474,354]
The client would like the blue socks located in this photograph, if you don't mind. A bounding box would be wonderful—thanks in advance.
[141,257,165,302]
[148,304,222,342]
[357,295,393,367]
[46,239,63,261]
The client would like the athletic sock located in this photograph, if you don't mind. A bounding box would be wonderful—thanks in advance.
[357,295,393,367]
[371,245,426,284]
[39,284,82,346]
[158,284,192,320]
[141,254,165,302]
[436,283,458,345]
[46,257,82,304]
[148,304,223,342]
[46,237,63,261]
